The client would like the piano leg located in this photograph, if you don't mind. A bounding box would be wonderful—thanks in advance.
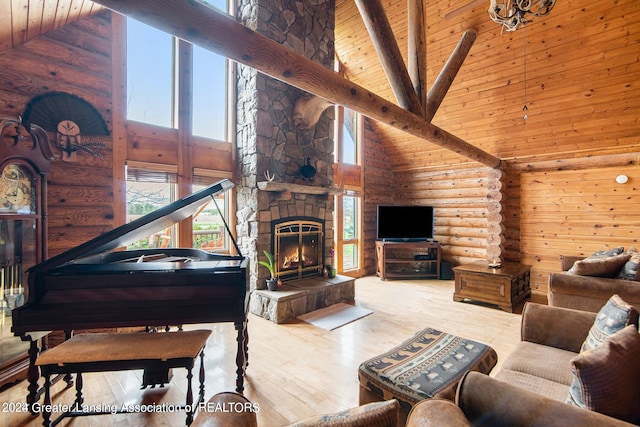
[20,332,70,414]
[234,318,248,393]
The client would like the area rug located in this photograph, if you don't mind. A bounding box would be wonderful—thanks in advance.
[297,303,373,330]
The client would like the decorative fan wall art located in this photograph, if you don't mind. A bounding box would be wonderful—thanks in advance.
[22,92,109,160]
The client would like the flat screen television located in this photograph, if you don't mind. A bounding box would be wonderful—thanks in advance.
[377,205,434,241]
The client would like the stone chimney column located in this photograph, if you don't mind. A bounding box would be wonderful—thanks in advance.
[235,0,336,290]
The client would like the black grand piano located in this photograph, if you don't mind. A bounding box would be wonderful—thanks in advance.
[12,178,249,406]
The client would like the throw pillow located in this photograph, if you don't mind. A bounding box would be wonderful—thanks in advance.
[590,247,625,257]
[567,325,640,424]
[581,294,639,353]
[617,247,640,281]
[287,399,399,427]
[567,252,631,277]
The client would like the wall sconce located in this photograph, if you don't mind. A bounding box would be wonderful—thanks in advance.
[615,175,629,184]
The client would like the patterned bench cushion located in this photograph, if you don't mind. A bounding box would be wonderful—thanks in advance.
[358,327,497,410]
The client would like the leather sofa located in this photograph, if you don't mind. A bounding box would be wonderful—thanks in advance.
[548,255,640,312]
[491,302,595,401]
[406,371,636,427]
[406,301,640,426]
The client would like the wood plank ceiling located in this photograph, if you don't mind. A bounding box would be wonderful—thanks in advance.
[2,0,638,172]
[335,0,640,171]
[0,0,103,53]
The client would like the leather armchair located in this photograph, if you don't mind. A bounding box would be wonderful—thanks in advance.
[406,371,636,427]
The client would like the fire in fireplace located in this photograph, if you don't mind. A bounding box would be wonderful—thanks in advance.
[273,218,324,280]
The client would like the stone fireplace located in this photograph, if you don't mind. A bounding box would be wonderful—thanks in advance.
[232,0,355,324]
[234,0,337,291]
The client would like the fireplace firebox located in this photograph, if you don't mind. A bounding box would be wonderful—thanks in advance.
[273,218,324,280]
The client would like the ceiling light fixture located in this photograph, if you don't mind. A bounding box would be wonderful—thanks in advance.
[488,0,556,32]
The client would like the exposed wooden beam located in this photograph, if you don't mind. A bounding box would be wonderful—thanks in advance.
[354,0,423,116]
[426,29,477,122]
[91,0,501,169]
[408,0,427,119]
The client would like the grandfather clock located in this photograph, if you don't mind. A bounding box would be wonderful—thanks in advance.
[0,118,53,389]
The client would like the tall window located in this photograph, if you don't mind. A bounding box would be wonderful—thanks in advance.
[192,46,227,140]
[124,1,232,251]
[335,106,363,274]
[126,19,173,127]
[341,108,358,165]
[341,194,360,270]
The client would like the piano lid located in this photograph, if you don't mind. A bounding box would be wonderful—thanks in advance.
[32,178,235,273]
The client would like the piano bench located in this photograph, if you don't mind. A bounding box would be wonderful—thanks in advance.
[35,329,212,427]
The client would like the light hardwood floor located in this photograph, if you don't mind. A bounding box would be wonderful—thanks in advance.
[0,277,525,427]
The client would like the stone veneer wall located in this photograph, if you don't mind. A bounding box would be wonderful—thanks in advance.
[235,0,336,290]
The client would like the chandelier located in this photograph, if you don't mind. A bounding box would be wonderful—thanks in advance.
[488,0,556,32]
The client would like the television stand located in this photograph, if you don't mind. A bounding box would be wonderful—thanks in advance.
[376,241,441,280]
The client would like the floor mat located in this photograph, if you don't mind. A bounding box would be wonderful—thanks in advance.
[297,302,373,330]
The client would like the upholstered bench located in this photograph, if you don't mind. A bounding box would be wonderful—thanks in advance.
[358,327,497,419]
[35,329,211,427]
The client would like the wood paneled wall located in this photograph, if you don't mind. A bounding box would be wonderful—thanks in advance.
[520,165,640,295]
[0,12,114,258]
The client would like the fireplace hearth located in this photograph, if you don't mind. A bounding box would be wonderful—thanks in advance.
[273,218,324,280]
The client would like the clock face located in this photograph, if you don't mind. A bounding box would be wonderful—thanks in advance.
[0,164,33,213]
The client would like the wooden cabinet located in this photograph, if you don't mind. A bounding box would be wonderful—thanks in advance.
[376,241,441,280]
[453,261,531,313]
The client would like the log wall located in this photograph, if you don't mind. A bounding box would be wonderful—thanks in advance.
[392,164,492,266]
[0,12,115,258]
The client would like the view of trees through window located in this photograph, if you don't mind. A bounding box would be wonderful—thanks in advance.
[192,184,228,252]
[342,195,358,270]
[125,178,228,252]
[125,180,175,250]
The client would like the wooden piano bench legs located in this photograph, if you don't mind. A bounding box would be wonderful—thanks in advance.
[35,330,212,427]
